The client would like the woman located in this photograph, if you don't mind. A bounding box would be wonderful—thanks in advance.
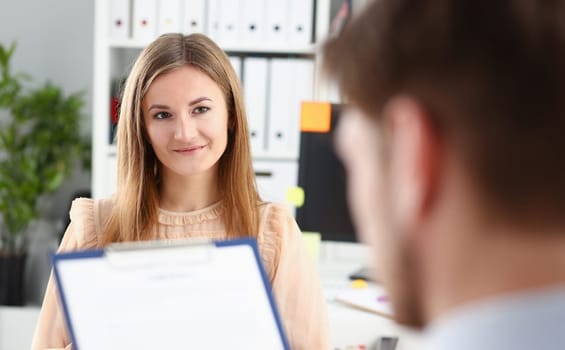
[32,33,331,349]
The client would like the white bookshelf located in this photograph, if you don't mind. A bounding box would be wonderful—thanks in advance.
[109,38,317,54]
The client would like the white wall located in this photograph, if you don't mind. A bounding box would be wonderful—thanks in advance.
[0,0,94,116]
[0,0,95,304]
[0,0,94,218]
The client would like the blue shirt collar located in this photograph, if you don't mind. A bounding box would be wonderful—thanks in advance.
[426,285,565,350]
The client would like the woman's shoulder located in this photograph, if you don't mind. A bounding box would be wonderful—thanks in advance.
[69,197,114,221]
[258,201,295,232]
[256,202,299,279]
[67,197,114,248]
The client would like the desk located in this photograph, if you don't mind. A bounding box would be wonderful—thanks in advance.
[328,301,423,350]
[0,303,423,350]
[0,305,40,349]
[319,241,424,350]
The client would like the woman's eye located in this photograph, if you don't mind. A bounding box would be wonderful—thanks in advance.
[154,111,172,120]
[193,106,210,114]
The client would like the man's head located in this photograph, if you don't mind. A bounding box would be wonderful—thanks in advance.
[324,0,565,328]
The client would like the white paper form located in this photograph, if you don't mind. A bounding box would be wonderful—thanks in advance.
[53,239,288,350]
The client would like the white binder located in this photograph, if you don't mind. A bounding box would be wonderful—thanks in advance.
[240,0,265,45]
[267,58,314,159]
[253,160,299,216]
[53,238,289,350]
[228,56,242,80]
[157,0,182,35]
[289,0,313,46]
[133,0,158,42]
[265,0,288,45]
[206,0,221,41]
[243,57,269,157]
[218,0,240,47]
[182,0,205,34]
[109,0,130,40]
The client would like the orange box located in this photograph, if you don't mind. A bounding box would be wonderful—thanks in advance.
[300,101,332,133]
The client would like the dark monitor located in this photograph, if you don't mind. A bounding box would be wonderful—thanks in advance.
[296,104,357,242]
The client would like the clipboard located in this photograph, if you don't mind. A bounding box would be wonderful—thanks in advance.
[52,238,290,350]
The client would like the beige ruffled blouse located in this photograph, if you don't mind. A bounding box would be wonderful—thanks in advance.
[31,198,332,350]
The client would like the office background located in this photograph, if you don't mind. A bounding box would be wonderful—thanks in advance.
[0,1,425,349]
[0,0,348,305]
[0,0,349,236]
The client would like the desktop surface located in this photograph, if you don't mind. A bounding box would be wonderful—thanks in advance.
[318,241,424,350]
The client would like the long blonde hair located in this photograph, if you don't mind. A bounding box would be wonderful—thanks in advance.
[100,33,260,245]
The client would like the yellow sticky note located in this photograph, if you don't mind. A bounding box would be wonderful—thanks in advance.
[302,231,321,261]
[286,186,305,208]
[351,279,368,289]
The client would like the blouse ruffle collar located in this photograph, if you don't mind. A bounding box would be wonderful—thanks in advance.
[157,200,223,226]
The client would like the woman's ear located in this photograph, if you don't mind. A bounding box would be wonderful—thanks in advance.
[383,96,443,231]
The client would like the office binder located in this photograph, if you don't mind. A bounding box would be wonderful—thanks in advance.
[265,0,289,44]
[289,0,313,46]
[157,0,182,35]
[228,56,242,80]
[182,0,205,34]
[206,0,221,41]
[267,58,314,159]
[133,0,157,42]
[243,57,269,157]
[109,0,130,40]
[253,160,298,216]
[240,0,265,45]
[53,238,289,350]
[218,0,240,47]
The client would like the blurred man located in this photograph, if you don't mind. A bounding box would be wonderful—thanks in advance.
[323,1,565,349]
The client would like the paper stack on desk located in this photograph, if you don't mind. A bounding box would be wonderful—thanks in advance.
[334,284,394,318]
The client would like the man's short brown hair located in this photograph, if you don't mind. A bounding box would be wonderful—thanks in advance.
[324,0,565,228]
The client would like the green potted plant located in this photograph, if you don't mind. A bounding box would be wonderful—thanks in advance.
[0,42,90,305]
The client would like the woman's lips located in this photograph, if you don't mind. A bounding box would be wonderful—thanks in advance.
[174,145,205,153]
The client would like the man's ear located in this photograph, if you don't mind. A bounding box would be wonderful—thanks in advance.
[382,96,442,230]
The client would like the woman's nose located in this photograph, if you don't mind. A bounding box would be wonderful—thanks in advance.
[174,115,197,140]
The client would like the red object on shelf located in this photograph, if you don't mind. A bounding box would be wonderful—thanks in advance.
[110,97,120,124]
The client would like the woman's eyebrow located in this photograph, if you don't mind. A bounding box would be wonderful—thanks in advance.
[147,97,212,112]
[189,96,212,106]
[147,104,170,112]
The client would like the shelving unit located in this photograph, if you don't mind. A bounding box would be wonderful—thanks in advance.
[92,0,334,209]
[109,38,317,54]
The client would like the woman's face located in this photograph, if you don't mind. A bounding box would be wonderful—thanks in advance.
[143,65,229,181]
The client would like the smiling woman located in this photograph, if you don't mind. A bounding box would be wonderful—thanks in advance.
[142,65,229,186]
[31,33,331,350]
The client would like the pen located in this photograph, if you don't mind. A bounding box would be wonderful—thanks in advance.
[376,295,389,302]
